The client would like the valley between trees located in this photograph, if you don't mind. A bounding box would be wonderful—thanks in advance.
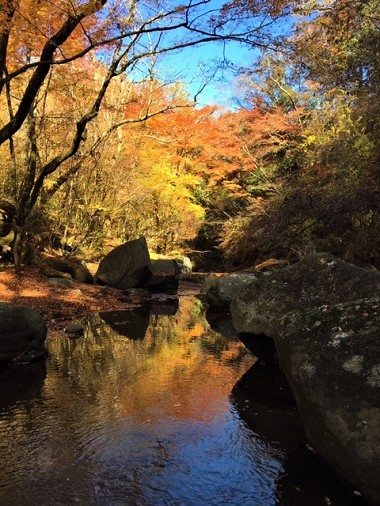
[0,0,379,271]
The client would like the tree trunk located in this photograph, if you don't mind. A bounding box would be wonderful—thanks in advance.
[12,224,23,270]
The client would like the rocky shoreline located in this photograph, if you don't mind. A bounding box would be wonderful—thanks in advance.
[205,253,380,504]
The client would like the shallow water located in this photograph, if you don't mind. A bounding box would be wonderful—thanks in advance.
[0,297,368,505]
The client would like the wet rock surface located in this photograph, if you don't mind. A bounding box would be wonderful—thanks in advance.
[230,253,380,502]
[0,302,47,364]
[278,297,380,503]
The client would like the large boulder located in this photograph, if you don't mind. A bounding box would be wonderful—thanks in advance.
[278,297,380,503]
[96,237,152,289]
[0,303,47,364]
[231,252,380,337]
[230,253,380,502]
[204,273,258,309]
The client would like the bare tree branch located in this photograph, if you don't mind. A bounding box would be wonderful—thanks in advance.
[0,0,108,145]
[0,0,17,95]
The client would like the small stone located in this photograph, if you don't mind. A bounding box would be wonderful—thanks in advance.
[64,322,84,335]
[48,277,75,288]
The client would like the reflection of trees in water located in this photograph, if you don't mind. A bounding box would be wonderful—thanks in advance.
[0,297,254,504]
[0,299,370,505]
[46,297,253,423]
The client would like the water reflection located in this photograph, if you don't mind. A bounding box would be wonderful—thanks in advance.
[232,357,369,505]
[98,307,151,339]
[0,360,46,411]
[98,298,179,340]
[0,299,369,505]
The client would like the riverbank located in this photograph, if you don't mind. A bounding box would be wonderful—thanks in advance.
[0,266,202,332]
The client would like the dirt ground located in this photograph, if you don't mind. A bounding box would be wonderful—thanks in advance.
[0,266,203,333]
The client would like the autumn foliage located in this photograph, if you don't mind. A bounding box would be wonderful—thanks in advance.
[0,0,379,269]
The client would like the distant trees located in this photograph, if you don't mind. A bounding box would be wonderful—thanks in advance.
[217,0,380,268]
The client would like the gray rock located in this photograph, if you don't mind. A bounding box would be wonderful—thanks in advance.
[230,253,380,502]
[231,253,380,337]
[48,277,75,287]
[0,303,47,364]
[144,259,179,293]
[95,237,152,289]
[278,297,380,503]
[64,322,84,335]
[204,273,258,309]
[39,255,93,284]
[175,256,193,275]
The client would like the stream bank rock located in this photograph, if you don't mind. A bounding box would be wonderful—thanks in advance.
[279,298,380,503]
[144,259,179,293]
[230,253,380,502]
[38,255,93,284]
[175,256,192,275]
[204,273,258,309]
[231,252,380,337]
[0,303,47,364]
[95,237,152,289]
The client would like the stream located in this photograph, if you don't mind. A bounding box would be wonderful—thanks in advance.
[0,297,368,505]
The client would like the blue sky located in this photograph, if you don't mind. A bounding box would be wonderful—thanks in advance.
[150,0,295,109]
[156,39,253,108]
[126,0,297,109]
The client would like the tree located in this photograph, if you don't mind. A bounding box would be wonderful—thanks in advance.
[45,82,206,255]
[0,0,294,266]
[216,0,380,268]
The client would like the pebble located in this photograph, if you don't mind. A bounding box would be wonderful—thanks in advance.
[64,322,84,335]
